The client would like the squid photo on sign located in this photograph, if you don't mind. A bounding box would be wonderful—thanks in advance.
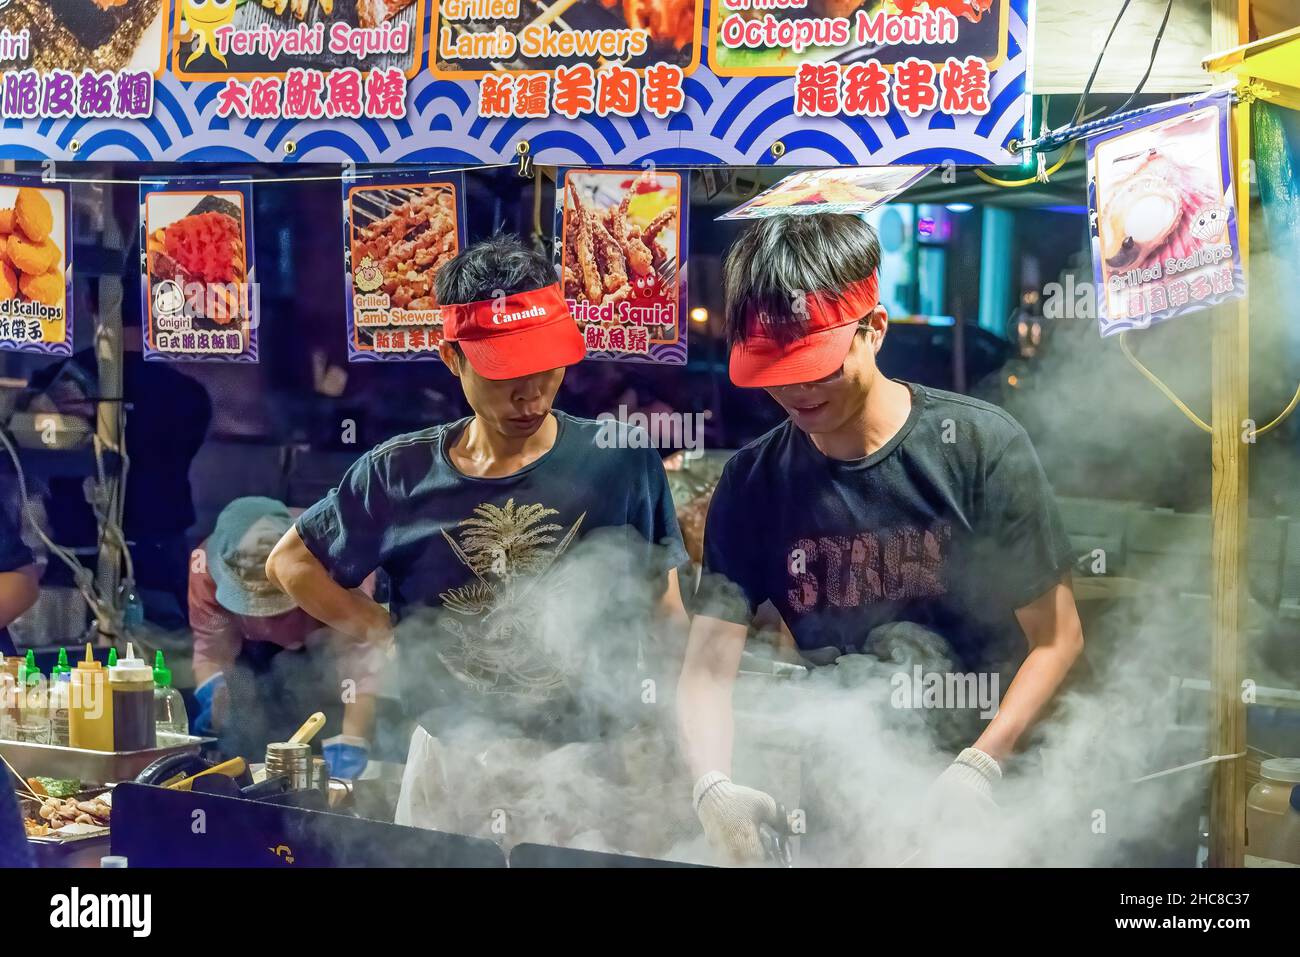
[561,169,680,348]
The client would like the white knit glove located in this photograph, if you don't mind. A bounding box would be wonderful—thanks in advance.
[931,747,1001,812]
[693,771,779,864]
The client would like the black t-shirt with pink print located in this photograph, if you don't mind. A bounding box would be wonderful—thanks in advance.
[697,383,1075,671]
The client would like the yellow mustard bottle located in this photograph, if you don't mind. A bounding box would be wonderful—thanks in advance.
[69,643,113,751]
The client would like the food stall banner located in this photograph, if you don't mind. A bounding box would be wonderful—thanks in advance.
[1086,90,1244,337]
[718,165,931,219]
[0,1,1030,166]
[341,166,465,362]
[0,175,73,356]
[555,167,688,367]
[138,176,259,362]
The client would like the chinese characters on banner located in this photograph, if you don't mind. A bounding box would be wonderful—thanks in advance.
[712,0,1007,119]
[1086,91,1244,336]
[0,0,160,119]
[342,168,465,362]
[172,0,424,120]
[0,176,73,357]
[139,178,259,362]
[556,168,688,367]
[435,0,697,119]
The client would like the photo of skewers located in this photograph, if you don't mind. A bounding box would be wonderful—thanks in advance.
[0,0,165,74]
[142,186,257,361]
[0,182,71,355]
[345,179,461,358]
[560,169,681,345]
[173,0,422,77]
[710,0,1004,75]
[434,0,699,76]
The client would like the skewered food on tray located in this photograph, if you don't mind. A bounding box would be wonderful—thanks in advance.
[28,793,111,832]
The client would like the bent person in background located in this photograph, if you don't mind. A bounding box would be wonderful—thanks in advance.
[191,496,387,779]
[678,214,1084,864]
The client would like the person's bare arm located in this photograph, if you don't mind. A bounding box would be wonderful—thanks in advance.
[266,527,391,644]
[0,565,39,628]
[342,693,377,739]
[972,577,1083,763]
[676,613,749,779]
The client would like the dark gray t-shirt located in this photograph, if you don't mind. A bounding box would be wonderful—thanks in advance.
[296,411,687,739]
[697,383,1075,671]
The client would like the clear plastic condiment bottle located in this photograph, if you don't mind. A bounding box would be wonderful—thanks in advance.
[152,650,189,737]
[0,657,17,741]
[1246,758,1300,865]
[16,650,49,744]
[109,642,155,751]
[69,643,113,752]
[48,648,72,747]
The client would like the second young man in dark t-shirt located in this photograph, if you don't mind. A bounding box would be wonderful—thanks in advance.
[681,214,1084,863]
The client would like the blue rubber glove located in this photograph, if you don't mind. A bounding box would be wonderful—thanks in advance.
[193,673,226,736]
[323,735,370,780]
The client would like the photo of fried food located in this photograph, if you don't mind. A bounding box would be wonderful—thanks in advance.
[561,171,678,335]
[14,187,54,241]
[0,0,163,73]
[436,0,699,74]
[145,193,249,326]
[349,185,458,312]
[0,184,68,334]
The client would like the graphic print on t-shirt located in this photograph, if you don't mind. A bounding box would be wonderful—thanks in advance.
[784,522,953,615]
[436,498,588,702]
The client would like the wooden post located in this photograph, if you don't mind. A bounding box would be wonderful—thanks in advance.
[1207,0,1249,869]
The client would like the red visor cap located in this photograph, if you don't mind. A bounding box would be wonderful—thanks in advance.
[440,283,586,380]
[729,274,880,388]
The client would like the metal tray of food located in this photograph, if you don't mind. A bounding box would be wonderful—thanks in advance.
[0,733,216,784]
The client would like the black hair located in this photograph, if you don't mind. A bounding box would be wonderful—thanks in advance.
[434,232,555,306]
[723,214,881,346]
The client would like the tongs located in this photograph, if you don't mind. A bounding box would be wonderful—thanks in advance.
[757,802,795,868]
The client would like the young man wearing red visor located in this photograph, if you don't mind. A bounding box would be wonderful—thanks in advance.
[267,235,688,839]
[679,214,1083,863]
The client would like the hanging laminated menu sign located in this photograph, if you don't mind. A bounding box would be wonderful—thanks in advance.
[0,176,73,356]
[139,177,258,362]
[435,0,698,121]
[555,167,687,366]
[1086,90,1244,336]
[342,167,464,361]
[170,0,424,121]
[0,0,161,120]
